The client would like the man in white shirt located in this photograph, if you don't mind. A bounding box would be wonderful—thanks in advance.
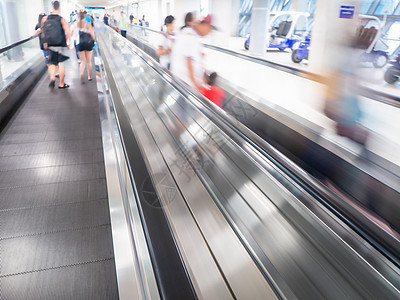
[156,15,175,70]
[170,15,216,90]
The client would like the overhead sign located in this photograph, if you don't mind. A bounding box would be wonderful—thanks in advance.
[85,6,105,10]
[339,5,355,19]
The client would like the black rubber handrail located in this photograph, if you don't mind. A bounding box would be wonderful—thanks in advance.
[0,36,37,55]
[129,25,400,108]
[123,31,400,268]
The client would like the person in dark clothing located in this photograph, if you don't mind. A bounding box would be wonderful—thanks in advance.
[129,13,134,24]
[104,14,109,25]
[42,1,71,89]
[32,13,49,65]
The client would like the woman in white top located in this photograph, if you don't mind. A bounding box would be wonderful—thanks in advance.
[156,15,175,70]
[76,11,95,82]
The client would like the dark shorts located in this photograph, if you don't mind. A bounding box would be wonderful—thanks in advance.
[78,42,94,52]
[48,50,69,66]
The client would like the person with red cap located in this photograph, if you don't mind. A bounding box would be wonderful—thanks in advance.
[170,14,216,90]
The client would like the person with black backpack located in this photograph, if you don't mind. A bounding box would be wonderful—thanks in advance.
[42,1,71,89]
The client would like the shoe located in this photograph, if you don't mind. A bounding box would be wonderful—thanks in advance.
[58,83,70,89]
[78,60,81,64]
[55,74,59,78]
[88,78,92,81]
[49,80,55,88]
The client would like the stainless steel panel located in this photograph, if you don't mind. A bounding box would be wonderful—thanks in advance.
[96,23,400,299]
[95,42,159,300]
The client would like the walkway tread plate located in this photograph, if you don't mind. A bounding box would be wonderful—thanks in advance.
[0,226,114,275]
[0,58,118,298]
[0,199,110,239]
[0,163,106,189]
[1,259,118,299]
[0,139,103,157]
[0,179,107,210]
[0,149,104,171]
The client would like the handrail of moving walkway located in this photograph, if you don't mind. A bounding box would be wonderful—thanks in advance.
[0,36,37,55]
[128,24,400,108]
[124,25,400,267]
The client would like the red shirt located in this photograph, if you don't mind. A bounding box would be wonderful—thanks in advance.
[200,86,225,108]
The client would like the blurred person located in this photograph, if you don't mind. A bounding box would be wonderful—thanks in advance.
[32,13,49,66]
[103,14,109,25]
[170,14,216,90]
[324,50,369,146]
[84,11,91,24]
[69,11,75,24]
[181,12,195,30]
[69,15,80,63]
[76,11,95,82]
[199,72,225,108]
[130,13,134,24]
[156,15,175,70]
[42,0,70,89]
[119,11,128,38]
[140,15,149,27]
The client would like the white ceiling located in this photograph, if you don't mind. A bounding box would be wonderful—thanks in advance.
[74,0,129,8]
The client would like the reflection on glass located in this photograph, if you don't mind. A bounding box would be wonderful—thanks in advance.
[0,39,41,90]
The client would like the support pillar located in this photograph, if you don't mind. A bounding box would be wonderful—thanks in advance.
[210,0,240,47]
[249,0,270,57]
[308,0,361,74]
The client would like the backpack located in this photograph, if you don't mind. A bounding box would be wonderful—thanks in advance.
[42,15,66,47]
[79,30,94,48]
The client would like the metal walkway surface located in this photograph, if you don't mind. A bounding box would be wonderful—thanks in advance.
[0,58,119,299]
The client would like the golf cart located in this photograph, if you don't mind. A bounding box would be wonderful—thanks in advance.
[384,52,400,84]
[291,35,311,63]
[291,15,389,66]
[357,15,389,68]
[244,11,309,51]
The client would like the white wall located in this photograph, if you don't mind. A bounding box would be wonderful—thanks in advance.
[168,0,200,28]
[136,0,162,30]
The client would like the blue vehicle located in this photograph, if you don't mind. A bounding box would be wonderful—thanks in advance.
[244,12,309,52]
[291,36,310,63]
[291,15,389,67]
[384,53,400,84]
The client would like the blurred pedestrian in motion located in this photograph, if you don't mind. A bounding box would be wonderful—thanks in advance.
[32,13,49,66]
[76,11,95,82]
[140,15,149,27]
[119,11,128,38]
[324,51,369,146]
[42,0,70,89]
[170,14,216,90]
[156,15,175,70]
[181,12,195,30]
[103,14,109,25]
[70,14,80,63]
[200,72,226,108]
[130,13,134,24]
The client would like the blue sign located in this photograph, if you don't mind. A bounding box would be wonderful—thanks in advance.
[85,6,105,10]
[340,5,355,19]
